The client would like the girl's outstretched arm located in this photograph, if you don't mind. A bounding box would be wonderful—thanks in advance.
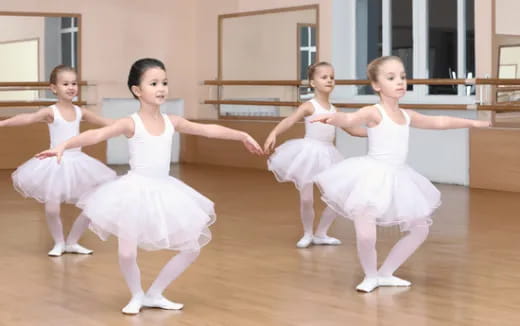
[406,110,491,129]
[36,118,133,163]
[170,115,264,155]
[342,126,368,137]
[0,108,53,127]
[81,108,115,127]
[312,106,376,129]
[263,102,314,154]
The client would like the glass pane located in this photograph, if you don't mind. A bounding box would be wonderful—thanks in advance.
[61,33,72,66]
[311,51,316,65]
[72,17,78,27]
[466,0,475,94]
[428,0,458,94]
[300,51,309,80]
[61,17,71,29]
[300,26,309,46]
[356,0,382,94]
[73,31,78,68]
[310,26,316,46]
[392,0,413,90]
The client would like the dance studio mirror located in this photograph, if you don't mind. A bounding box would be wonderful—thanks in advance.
[218,5,318,118]
[0,12,81,102]
[495,44,520,127]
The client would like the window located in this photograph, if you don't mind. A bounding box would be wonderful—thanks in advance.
[298,24,317,98]
[60,17,78,67]
[298,24,317,80]
[355,0,475,96]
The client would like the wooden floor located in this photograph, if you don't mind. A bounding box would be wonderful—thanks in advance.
[1,165,520,326]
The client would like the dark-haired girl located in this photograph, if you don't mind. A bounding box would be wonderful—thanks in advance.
[37,58,263,314]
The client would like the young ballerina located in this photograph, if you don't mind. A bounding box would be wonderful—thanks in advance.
[0,65,116,256]
[312,56,490,292]
[264,61,367,248]
[36,58,263,314]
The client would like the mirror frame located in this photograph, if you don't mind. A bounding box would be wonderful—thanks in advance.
[0,11,82,83]
[216,5,319,118]
[496,43,520,104]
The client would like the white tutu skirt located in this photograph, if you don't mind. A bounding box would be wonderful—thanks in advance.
[77,172,216,251]
[12,151,116,204]
[315,156,441,231]
[268,138,343,190]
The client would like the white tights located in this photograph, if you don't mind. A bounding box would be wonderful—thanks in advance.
[354,218,429,278]
[299,184,337,237]
[44,201,90,245]
[118,238,200,298]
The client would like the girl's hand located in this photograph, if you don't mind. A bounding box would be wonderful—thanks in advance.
[35,145,65,163]
[242,133,264,156]
[311,113,336,124]
[473,120,492,128]
[263,133,277,155]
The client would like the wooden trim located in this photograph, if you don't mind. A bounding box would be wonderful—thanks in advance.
[334,103,477,110]
[205,80,303,86]
[215,115,285,121]
[478,104,520,112]
[207,100,300,107]
[205,78,480,86]
[0,100,86,107]
[0,11,81,18]
[206,100,476,110]
[206,99,520,112]
[205,78,520,86]
[218,5,319,20]
[474,78,520,85]
[496,86,520,92]
[0,81,88,87]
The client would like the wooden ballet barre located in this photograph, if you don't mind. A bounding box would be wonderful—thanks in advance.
[205,99,300,106]
[474,78,520,85]
[478,104,520,112]
[203,78,476,86]
[496,86,520,91]
[203,80,302,86]
[204,100,483,111]
[0,81,88,88]
[0,100,87,107]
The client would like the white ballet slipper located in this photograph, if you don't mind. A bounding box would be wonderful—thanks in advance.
[65,243,93,255]
[143,295,184,310]
[48,243,65,257]
[122,294,144,315]
[312,235,342,245]
[296,234,314,248]
[378,275,411,287]
[356,277,379,293]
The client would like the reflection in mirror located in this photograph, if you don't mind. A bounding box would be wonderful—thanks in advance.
[497,45,520,103]
[0,14,80,102]
[219,6,318,118]
[496,45,520,127]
